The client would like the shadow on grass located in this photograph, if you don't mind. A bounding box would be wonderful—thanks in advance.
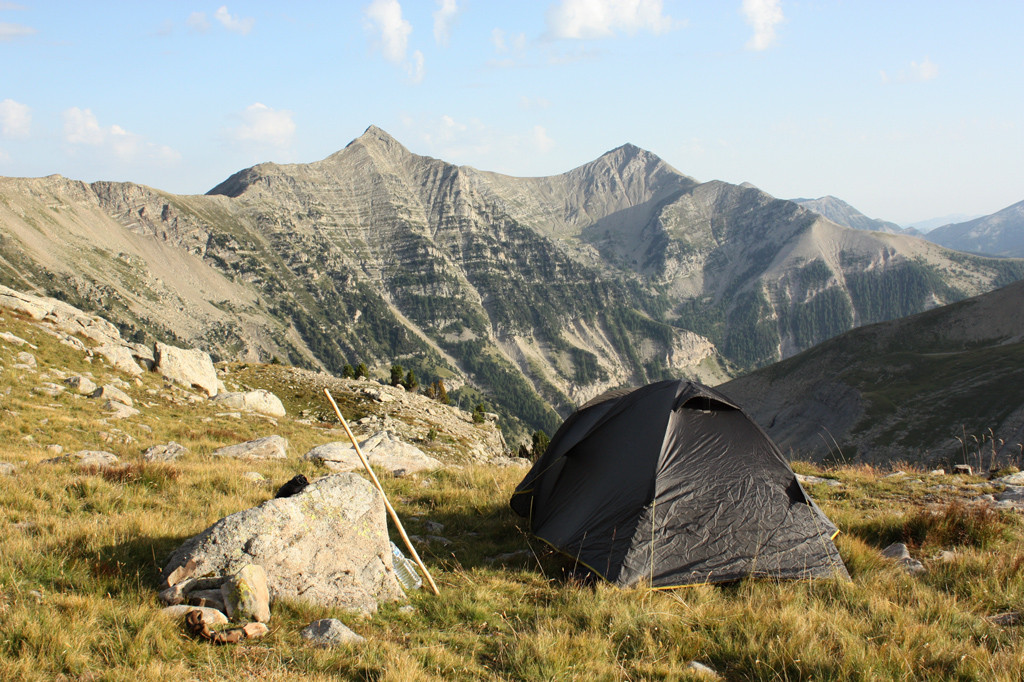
[86,532,194,596]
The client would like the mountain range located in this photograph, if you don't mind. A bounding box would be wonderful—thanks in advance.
[1,126,1022,439]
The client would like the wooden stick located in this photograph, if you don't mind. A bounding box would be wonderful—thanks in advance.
[323,388,441,595]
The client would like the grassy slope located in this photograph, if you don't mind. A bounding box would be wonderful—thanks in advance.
[0,312,1022,681]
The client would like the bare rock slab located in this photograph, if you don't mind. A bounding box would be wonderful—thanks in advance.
[212,435,288,460]
[162,473,404,614]
[210,389,286,417]
[154,342,219,396]
[301,618,365,647]
[44,450,120,468]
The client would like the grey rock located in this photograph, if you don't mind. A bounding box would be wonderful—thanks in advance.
[15,351,36,367]
[221,564,271,623]
[796,474,842,487]
[160,605,228,626]
[995,471,1024,486]
[423,520,445,533]
[210,389,286,417]
[187,589,226,612]
[92,384,133,407]
[142,441,188,462]
[65,375,98,395]
[974,494,996,503]
[0,461,17,476]
[881,543,911,560]
[94,344,143,376]
[304,431,441,475]
[987,612,1022,627]
[997,485,1024,503]
[104,402,141,419]
[45,450,120,468]
[162,473,404,614]
[929,469,946,476]
[158,579,195,605]
[934,550,957,563]
[300,618,365,647]
[212,435,288,460]
[33,382,65,397]
[154,342,219,396]
[952,464,974,475]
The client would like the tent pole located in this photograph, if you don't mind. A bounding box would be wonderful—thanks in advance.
[323,388,441,596]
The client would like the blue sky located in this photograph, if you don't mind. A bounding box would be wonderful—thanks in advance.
[1,1,1021,224]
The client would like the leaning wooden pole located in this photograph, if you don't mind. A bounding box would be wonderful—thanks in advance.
[323,388,440,595]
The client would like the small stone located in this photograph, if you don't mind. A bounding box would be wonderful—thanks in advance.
[987,612,1022,627]
[881,543,911,560]
[423,520,445,533]
[685,661,722,679]
[221,564,271,623]
[16,351,36,367]
[398,605,415,614]
[158,579,195,605]
[935,550,957,563]
[160,605,229,626]
[929,469,946,476]
[952,464,973,476]
[0,461,17,476]
[165,558,198,588]
[45,444,63,456]
[242,622,269,639]
[65,375,98,395]
[92,384,133,407]
[142,442,188,462]
[796,474,842,487]
[300,618,365,647]
[241,471,266,482]
[28,590,43,603]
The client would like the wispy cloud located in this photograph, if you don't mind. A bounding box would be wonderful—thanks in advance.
[214,5,254,35]
[186,11,210,33]
[0,99,31,138]
[63,108,179,163]
[0,3,28,10]
[0,20,35,41]
[412,115,557,167]
[880,57,939,84]
[741,0,783,50]
[229,103,295,147]
[365,0,412,62]
[545,0,675,39]
[433,0,458,46]
[364,0,424,82]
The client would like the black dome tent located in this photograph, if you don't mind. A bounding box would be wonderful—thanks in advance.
[510,379,849,587]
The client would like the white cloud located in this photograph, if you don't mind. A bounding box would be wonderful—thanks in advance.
[741,0,783,50]
[230,103,295,147]
[63,107,179,163]
[0,2,28,9]
[0,99,31,138]
[365,0,412,63]
[546,0,674,39]
[214,6,254,35]
[520,96,551,110]
[408,49,425,83]
[187,11,210,33]
[881,57,939,84]
[0,21,35,41]
[433,0,458,46]
[532,125,555,153]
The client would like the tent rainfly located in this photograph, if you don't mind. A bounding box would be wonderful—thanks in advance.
[510,379,849,588]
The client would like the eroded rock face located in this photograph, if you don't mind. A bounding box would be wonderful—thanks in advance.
[210,389,286,417]
[161,474,404,614]
[154,342,219,396]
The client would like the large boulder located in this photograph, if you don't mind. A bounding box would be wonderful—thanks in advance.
[212,435,288,460]
[94,344,143,376]
[162,474,404,614]
[303,431,442,475]
[210,390,286,417]
[154,342,219,396]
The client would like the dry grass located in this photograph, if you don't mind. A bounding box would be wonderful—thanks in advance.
[1,312,1022,680]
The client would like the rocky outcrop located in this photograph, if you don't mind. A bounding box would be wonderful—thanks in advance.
[154,342,220,396]
[210,389,285,417]
[303,431,442,475]
[162,474,404,614]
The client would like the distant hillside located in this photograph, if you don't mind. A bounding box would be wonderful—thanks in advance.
[793,196,903,234]
[905,213,980,233]
[924,200,1024,257]
[722,279,1024,465]
[2,126,1023,438]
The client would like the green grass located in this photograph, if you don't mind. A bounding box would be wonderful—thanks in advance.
[0,312,1022,680]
